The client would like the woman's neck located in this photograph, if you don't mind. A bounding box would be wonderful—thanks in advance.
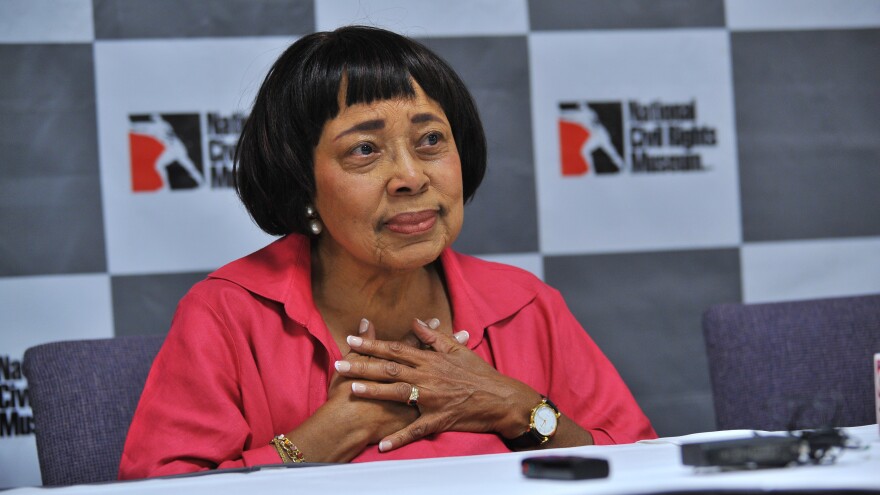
[310,240,450,346]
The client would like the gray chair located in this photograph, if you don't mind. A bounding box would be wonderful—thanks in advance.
[23,335,164,486]
[702,294,880,431]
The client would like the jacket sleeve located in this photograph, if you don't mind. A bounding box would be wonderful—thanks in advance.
[542,287,658,445]
[118,289,281,480]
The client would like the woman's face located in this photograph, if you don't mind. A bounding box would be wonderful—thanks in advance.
[312,81,464,272]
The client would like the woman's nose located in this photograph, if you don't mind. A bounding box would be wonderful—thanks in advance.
[387,152,429,196]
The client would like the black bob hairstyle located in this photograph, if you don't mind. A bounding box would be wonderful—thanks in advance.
[234,25,487,236]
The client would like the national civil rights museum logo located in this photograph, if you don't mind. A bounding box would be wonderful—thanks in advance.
[1,354,33,438]
[558,99,718,176]
[128,112,245,192]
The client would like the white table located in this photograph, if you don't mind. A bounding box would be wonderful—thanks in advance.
[7,425,880,494]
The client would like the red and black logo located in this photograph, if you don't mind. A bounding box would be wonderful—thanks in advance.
[128,113,205,192]
[558,102,626,176]
[558,99,717,176]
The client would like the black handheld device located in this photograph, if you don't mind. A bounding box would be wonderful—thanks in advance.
[680,435,802,468]
[521,455,610,480]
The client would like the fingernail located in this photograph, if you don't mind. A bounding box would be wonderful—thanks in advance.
[351,382,366,393]
[335,360,351,372]
[359,318,369,334]
[347,335,363,347]
[379,440,392,452]
[416,318,429,328]
[427,318,440,330]
[453,330,469,344]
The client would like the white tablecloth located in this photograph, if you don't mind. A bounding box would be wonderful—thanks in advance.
[7,425,880,494]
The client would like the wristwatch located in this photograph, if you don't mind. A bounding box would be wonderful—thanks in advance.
[503,397,560,449]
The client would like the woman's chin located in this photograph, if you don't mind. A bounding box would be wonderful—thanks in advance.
[378,235,451,271]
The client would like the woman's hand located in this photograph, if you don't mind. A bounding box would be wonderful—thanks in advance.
[320,318,472,448]
[334,319,541,452]
[323,318,420,446]
[286,318,481,462]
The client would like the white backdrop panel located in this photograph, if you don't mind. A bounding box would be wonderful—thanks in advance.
[477,252,544,281]
[741,236,880,303]
[94,38,285,275]
[0,0,94,43]
[726,0,880,31]
[530,29,741,255]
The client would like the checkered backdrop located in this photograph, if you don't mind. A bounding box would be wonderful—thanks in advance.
[2,0,879,488]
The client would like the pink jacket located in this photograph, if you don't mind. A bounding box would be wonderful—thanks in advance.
[119,234,656,479]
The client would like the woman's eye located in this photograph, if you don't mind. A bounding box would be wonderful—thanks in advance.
[352,143,375,156]
[422,132,441,147]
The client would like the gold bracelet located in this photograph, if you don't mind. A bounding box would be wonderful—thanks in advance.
[270,434,305,463]
[270,437,292,463]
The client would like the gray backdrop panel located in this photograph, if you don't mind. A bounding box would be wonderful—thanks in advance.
[528,0,725,31]
[112,271,211,336]
[94,0,315,39]
[0,44,106,276]
[734,29,880,242]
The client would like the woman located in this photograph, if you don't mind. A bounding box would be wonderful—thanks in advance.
[119,26,656,479]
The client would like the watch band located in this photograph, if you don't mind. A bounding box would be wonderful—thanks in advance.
[503,396,560,450]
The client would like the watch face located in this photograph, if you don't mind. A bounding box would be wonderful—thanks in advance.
[534,404,558,436]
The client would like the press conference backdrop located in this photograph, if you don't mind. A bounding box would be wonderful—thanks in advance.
[2,0,879,488]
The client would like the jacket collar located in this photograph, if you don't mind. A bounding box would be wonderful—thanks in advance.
[438,249,538,348]
[208,235,537,349]
[209,235,315,328]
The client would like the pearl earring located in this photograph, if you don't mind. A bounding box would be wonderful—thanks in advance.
[306,204,323,235]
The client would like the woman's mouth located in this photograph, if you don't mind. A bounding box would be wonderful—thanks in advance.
[385,210,438,234]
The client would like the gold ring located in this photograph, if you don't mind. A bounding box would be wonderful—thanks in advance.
[407,385,419,406]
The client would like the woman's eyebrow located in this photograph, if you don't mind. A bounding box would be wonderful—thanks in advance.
[411,113,442,124]
[334,113,443,140]
[334,119,385,140]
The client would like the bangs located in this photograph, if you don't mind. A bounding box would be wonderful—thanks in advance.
[342,49,417,107]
